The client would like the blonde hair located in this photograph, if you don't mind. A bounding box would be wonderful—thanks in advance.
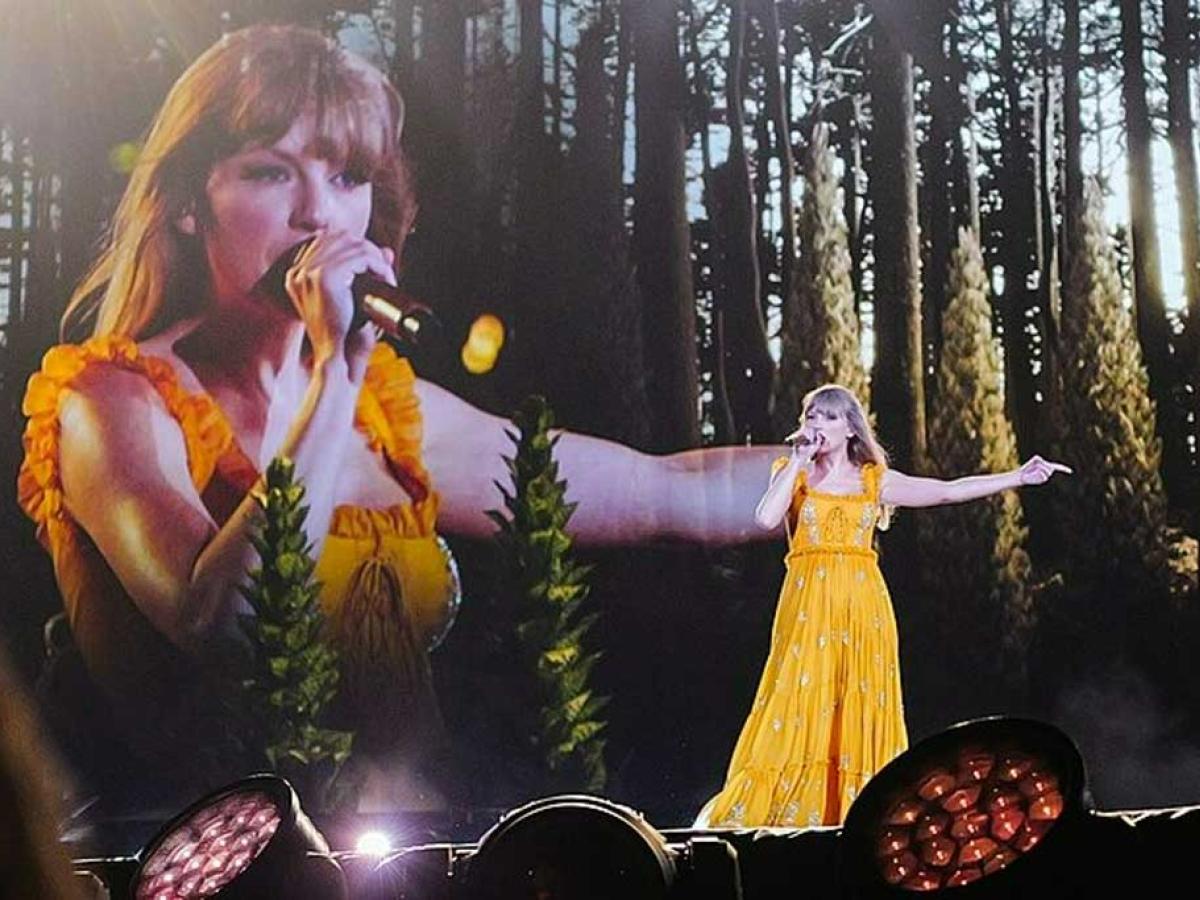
[63,24,414,340]
[799,384,892,528]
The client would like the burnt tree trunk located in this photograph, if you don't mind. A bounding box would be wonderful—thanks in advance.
[994,0,1041,459]
[868,21,925,470]
[632,0,701,450]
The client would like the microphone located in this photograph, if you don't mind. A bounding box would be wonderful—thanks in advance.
[258,240,436,345]
[784,427,824,446]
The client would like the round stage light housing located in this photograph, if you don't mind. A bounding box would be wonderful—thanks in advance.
[130,774,344,899]
[842,717,1086,894]
[465,794,677,900]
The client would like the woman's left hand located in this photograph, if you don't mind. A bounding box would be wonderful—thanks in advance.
[1018,455,1073,485]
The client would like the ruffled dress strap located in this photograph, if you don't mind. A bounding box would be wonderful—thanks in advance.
[18,336,238,553]
[862,461,886,503]
[330,343,439,539]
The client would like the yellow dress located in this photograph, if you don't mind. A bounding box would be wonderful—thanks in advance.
[18,336,459,788]
[699,460,907,827]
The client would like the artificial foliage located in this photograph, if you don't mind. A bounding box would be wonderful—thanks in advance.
[1048,179,1171,593]
[775,123,869,437]
[922,227,1033,703]
[487,396,608,793]
[238,457,354,799]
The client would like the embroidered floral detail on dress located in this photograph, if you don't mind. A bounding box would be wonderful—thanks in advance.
[801,500,819,543]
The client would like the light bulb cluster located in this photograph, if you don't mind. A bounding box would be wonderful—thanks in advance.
[135,790,281,900]
[875,747,1064,891]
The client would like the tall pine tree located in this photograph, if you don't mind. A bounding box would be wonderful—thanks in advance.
[1049,180,1170,601]
[920,227,1033,714]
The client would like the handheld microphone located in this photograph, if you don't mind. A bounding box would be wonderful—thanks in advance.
[784,427,824,446]
[258,240,436,345]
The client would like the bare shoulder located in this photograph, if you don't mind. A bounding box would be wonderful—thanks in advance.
[58,363,192,499]
[60,363,172,448]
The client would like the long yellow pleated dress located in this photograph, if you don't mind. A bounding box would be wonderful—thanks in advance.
[698,460,908,828]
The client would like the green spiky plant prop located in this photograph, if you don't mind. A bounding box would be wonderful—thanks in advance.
[488,396,608,793]
[239,457,354,809]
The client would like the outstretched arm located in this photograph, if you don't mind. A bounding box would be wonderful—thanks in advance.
[417,378,783,545]
[880,455,1071,508]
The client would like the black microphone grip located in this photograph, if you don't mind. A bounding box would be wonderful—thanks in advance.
[257,239,436,345]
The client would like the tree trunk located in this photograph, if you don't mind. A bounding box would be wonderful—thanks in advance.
[758,0,797,327]
[389,0,415,85]
[1060,0,1082,326]
[715,0,774,443]
[834,95,866,318]
[994,0,1041,459]
[1164,0,1200,502]
[1119,0,1180,497]
[868,22,925,470]
[632,0,701,450]
[922,0,965,392]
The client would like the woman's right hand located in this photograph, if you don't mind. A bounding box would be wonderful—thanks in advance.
[790,426,823,465]
[283,231,396,371]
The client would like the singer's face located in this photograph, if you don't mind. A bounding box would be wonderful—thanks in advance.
[197,115,373,304]
[802,406,852,455]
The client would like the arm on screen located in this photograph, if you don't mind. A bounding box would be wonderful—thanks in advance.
[417,378,783,545]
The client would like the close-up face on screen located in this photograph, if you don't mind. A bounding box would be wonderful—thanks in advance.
[0,2,1197,898]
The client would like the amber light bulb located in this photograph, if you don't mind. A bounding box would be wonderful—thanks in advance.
[1019,771,1059,797]
[997,753,1033,782]
[877,828,911,856]
[990,806,1026,842]
[887,798,926,825]
[901,870,943,891]
[950,809,989,840]
[1029,791,1064,821]
[917,769,956,801]
[946,867,984,887]
[958,836,1000,865]
[957,751,995,784]
[914,810,950,841]
[883,850,921,884]
[941,785,982,813]
[919,836,956,868]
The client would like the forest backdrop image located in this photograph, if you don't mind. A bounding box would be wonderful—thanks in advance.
[1,0,1199,825]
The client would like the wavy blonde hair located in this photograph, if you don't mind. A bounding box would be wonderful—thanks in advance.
[63,24,414,340]
[799,384,892,528]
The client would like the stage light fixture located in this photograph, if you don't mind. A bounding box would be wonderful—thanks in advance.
[841,717,1087,895]
[129,774,345,899]
[463,794,679,900]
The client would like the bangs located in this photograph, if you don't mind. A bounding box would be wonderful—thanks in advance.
[804,385,856,417]
[221,39,399,177]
